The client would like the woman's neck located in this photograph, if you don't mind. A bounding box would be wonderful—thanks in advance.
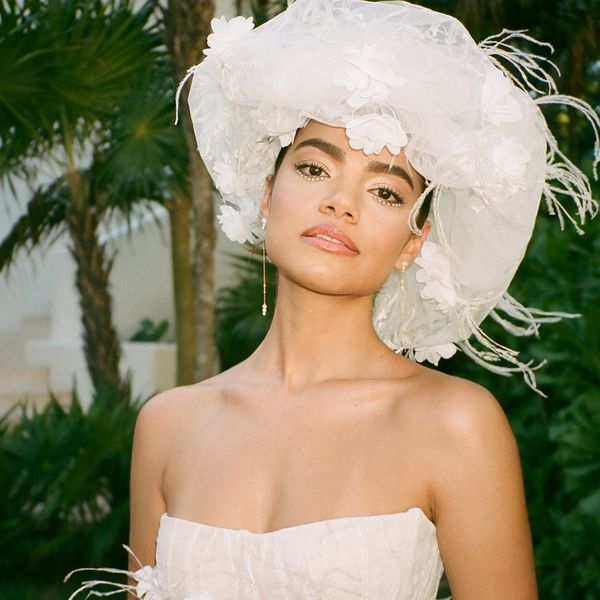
[246,276,394,392]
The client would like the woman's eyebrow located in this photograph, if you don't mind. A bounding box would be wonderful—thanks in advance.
[292,138,346,162]
[366,160,415,190]
[292,139,414,190]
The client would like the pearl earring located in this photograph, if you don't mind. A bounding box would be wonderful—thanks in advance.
[399,260,409,349]
[261,216,267,316]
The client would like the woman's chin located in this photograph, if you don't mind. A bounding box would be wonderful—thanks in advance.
[276,267,384,299]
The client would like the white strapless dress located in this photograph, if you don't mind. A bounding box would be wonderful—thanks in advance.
[66,507,445,599]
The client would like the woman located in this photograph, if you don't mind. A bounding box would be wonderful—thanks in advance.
[67,0,599,598]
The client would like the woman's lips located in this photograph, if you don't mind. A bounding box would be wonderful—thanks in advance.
[301,224,359,256]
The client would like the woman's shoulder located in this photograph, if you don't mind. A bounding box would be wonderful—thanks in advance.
[397,362,514,446]
[134,368,240,434]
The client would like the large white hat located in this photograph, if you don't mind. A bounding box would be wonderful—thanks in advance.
[180,0,599,393]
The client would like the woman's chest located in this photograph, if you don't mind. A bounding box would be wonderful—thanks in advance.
[163,385,433,531]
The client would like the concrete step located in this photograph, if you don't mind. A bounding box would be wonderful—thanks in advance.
[0,366,49,391]
[0,315,74,422]
[20,314,51,339]
[0,343,25,367]
[0,314,51,367]
[0,388,72,422]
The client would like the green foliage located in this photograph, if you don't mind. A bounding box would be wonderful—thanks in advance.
[538,392,600,598]
[437,208,600,598]
[0,0,161,178]
[0,178,68,273]
[96,61,189,202]
[0,0,186,244]
[216,253,278,369]
[0,386,144,590]
[129,317,170,342]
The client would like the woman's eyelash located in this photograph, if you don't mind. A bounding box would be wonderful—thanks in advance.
[295,161,328,181]
[371,185,405,207]
[294,163,404,207]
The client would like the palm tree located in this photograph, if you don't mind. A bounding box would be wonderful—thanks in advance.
[0,0,185,399]
[163,0,219,381]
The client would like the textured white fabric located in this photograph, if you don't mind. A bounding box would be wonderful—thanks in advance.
[154,508,443,599]
[66,507,445,599]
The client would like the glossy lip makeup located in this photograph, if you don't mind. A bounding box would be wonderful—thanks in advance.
[301,223,360,256]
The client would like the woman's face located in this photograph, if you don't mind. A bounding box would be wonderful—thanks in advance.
[261,120,429,297]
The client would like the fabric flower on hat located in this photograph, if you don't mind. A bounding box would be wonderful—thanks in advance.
[414,342,457,366]
[204,16,254,56]
[345,114,408,156]
[278,131,295,147]
[334,46,406,108]
[252,105,304,148]
[415,241,457,312]
[481,69,523,125]
[213,155,246,196]
[493,137,531,178]
[216,198,257,244]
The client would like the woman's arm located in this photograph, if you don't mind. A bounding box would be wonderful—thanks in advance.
[128,391,171,576]
[432,382,537,600]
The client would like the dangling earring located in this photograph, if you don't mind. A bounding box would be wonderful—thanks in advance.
[400,260,408,294]
[261,216,268,316]
[399,260,408,348]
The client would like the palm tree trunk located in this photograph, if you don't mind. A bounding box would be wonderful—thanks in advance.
[66,196,123,399]
[167,190,197,384]
[166,0,219,381]
[190,151,218,379]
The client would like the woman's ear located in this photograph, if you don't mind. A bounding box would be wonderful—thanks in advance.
[394,219,431,270]
[261,175,273,219]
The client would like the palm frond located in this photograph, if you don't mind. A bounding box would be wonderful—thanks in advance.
[0,0,162,180]
[0,177,68,273]
[95,63,188,203]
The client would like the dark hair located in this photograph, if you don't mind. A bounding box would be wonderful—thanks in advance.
[272,144,432,229]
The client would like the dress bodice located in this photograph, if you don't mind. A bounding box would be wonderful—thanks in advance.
[154,507,443,599]
[67,506,444,599]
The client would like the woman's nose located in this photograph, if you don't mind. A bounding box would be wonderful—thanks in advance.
[318,186,360,222]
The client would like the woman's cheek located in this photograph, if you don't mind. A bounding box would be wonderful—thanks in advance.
[366,214,412,265]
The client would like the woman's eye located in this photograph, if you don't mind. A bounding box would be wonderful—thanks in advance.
[295,161,328,181]
[371,186,404,206]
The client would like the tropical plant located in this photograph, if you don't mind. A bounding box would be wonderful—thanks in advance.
[0,0,188,398]
[215,253,278,369]
[0,384,144,593]
[129,317,170,342]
